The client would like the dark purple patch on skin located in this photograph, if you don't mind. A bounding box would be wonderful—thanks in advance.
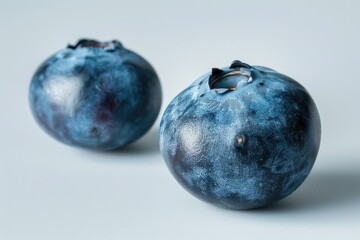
[95,94,117,123]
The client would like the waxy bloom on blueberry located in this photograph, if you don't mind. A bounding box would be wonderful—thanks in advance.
[29,39,162,150]
[159,60,321,209]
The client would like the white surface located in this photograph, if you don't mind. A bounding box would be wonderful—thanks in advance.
[1,0,360,239]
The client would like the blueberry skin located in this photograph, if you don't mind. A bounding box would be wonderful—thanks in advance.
[29,39,162,150]
[159,60,321,209]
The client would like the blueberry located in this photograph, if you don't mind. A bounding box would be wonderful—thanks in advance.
[159,60,321,209]
[29,39,162,150]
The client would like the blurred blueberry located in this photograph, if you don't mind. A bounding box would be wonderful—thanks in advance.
[29,39,162,150]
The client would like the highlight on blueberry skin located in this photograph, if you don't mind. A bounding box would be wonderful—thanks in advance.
[29,39,162,150]
[159,60,321,209]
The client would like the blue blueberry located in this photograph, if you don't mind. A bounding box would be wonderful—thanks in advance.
[29,39,162,150]
[159,60,321,209]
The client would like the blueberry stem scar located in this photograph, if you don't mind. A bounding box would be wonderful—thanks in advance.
[230,60,252,69]
[209,70,251,90]
[67,39,123,50]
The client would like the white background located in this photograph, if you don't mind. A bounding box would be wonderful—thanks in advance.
[1,0,359,239]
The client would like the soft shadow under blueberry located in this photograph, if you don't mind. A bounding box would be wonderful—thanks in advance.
[252,163,360,213]
[79,127,161,158]
[119,127,160,154]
